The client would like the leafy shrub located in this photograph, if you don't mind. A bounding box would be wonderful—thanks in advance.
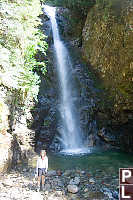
[0,0,47,102]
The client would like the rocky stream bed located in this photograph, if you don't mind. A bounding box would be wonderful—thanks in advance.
[0,153,122,200]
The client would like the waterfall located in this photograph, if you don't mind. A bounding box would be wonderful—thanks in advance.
[44,6,89,154]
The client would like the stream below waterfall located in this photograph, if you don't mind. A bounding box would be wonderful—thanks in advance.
[29,150,133,171]
[1,150,133,200]
[28,150,133,199]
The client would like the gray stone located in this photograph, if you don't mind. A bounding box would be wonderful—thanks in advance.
[81,171,85,175]
[58,180,64,187]
[55,191,62,196]
[67,184,79,193]
[47,170,57,176]
[84,188,89,192]
[45,183,51,191]
[69,177,80,185]
[45,191,49,195]
[89,178,95,184]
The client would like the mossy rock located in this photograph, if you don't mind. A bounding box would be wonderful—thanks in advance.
[82,0,133,122]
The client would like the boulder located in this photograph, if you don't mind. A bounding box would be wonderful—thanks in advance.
[0,133,13,173]
[47,170,57,176]
[89,178,95,184]
[69,177,80,185]
[67,184,79,193]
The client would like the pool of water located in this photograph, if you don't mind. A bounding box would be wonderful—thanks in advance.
[29,149,133,175]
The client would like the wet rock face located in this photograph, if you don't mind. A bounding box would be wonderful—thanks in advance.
[82,0,133,125]
[81,0,133,151]
[34,7,115,152]
[32,94,58,152]
[54,1,133,151]
[98,127,119,146]
[33,43,103,152]
[36,3,133,152]
[56,7,85,47]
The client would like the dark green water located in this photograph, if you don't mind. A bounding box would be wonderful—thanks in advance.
[28,149,133,178]
[47,150,133,173]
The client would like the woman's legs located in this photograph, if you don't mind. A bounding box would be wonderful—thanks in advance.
[37,175,41,187]
[41,175,45,189]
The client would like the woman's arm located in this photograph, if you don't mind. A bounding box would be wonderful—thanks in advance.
[45,157,48,173]
[36,158,39,175]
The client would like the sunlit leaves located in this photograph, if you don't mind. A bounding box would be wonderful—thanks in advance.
[0,0,47,102]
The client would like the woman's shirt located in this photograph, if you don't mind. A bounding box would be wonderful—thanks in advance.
[36,156,48,174]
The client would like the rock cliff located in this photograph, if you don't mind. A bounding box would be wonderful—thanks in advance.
[81,0,133,150]
[82,0,133,121]
[50,0,133,151]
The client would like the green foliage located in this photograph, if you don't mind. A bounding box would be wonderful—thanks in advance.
[24,31,48,75]
[0,0,47,102]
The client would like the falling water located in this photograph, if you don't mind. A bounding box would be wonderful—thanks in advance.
[44,6,89,154]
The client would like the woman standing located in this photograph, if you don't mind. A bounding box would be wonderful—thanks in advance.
[35,150,48,191]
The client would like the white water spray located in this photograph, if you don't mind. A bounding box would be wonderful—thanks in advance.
[44,6,89,154]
